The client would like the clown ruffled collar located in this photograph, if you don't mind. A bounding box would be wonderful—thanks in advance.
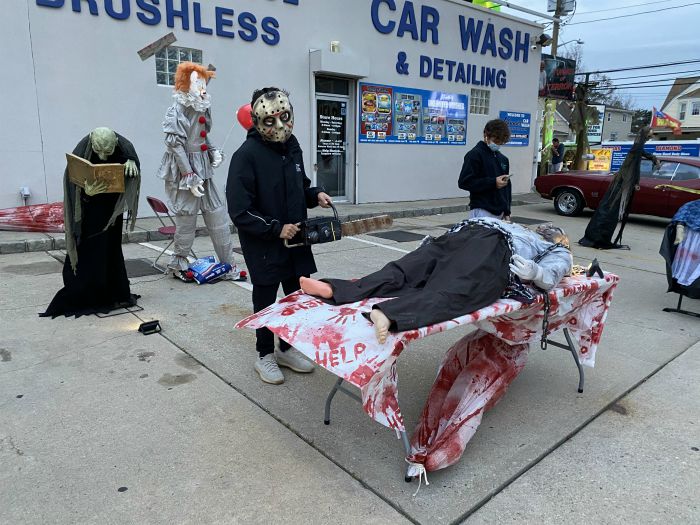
[174,91,211,112]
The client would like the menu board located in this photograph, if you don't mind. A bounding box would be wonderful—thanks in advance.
[359,83,468,145]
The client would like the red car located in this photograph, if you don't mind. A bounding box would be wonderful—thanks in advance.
[535,156,700,217]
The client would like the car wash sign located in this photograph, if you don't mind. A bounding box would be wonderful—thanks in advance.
[36,0,301,45]
[371,0,531,90]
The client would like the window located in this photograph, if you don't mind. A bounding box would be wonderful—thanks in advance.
[622,114,627,122]
[673,164,700,181]
[315,76,349,95]
[679,103,687,120]
[609,132,618,141]
[647,161,679,180]
[155,46,203,86]
[469,89,490,115]
[692,102,700,116]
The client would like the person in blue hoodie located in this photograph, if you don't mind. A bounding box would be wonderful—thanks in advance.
[458,119,512,221]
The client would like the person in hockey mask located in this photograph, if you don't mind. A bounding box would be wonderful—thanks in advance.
[227,87,333,385]
[157,62,244,282]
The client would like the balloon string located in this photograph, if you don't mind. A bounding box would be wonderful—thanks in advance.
[219,122,237,154]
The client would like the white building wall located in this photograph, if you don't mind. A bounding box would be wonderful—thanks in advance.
[6,0,541,212]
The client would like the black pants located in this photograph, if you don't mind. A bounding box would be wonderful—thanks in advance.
[252,276,303,357]
[325,225,511,332]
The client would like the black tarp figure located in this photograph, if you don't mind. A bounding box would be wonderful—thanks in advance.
[578,126,659,249]
[41,128,141,318]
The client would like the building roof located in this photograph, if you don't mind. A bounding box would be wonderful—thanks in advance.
[661,76,700,110]
[605,106,634,114]
[678,87,700,100]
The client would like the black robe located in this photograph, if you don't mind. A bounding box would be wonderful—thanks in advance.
[579,127,656,248]
[325,224,511,332]
[41,136,140,318]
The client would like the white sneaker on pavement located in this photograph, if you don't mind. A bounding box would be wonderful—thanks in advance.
[255,353,284,385]
[275,347,315,373]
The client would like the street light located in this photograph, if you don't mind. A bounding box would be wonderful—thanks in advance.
[559,39,584,48]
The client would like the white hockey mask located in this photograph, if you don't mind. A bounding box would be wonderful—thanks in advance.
[252,91,294,143]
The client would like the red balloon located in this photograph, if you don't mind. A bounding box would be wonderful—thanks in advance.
[236,103,253,130]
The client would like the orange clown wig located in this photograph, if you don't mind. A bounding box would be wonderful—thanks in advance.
[174,62,215,92]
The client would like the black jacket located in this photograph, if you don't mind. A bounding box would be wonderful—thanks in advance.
[458,141,511,216]
[227,130,323,286]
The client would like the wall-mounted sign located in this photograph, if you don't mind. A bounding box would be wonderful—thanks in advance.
[539,54,576,100]
[587,104,605,144]
[359,83,468,145]
[500,111,530,147]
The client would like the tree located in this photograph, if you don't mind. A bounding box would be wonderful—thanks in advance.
[631,109,652,133]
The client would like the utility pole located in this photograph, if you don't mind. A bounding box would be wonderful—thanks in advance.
[539,0,561,177]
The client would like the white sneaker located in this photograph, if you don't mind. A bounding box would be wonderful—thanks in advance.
[275,347,314,374]
[254,354,284,385]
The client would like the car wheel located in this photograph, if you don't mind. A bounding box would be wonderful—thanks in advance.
[554,189,584,216]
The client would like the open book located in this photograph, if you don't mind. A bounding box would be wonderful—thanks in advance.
[66,153,125,194]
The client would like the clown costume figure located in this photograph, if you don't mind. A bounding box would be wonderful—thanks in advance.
[157,62,244,282]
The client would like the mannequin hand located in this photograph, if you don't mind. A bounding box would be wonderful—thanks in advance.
[509,254,542,282]
[317,192,333,208]
[84,179,108,196]
[189,182,205,198]
[124,159,139,177]
[211,149,224,169]
[675,224,686,245]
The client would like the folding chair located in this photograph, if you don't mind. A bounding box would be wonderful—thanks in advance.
[146,196,197,272]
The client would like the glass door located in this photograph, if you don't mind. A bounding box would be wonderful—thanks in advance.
[316,96,349,200]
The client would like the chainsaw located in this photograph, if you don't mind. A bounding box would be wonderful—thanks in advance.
[284,203,393,248]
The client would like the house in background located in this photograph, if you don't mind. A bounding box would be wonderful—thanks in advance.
[660,76,700,140]
[601,107,635,141]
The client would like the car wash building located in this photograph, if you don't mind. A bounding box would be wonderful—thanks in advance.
[5,0,542,211]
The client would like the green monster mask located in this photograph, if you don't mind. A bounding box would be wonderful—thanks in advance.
[90,127,118,161]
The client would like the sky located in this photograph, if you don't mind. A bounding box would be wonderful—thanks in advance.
[499,0,700,109]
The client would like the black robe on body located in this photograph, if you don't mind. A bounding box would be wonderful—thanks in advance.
[579,127,656,248]
[325,224,512,332]
[41,135,140,318]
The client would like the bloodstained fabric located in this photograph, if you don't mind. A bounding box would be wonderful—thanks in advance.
[236,273,619,433]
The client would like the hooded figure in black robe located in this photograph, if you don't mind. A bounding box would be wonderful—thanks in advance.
[41,129,141,318]
[579,126,659,249]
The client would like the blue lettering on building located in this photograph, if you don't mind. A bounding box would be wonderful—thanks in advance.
[36,0,298,45]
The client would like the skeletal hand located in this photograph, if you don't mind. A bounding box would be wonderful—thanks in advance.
[84,179,109,196]
[509,254,541,281]
[189,182,205,198]
[211,149,224,169]
[124,159,139,177]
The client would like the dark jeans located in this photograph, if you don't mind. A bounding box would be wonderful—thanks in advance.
[252,276,303,357]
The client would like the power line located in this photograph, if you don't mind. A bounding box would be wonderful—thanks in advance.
[598,78,699,89]
[590,83,695,90]
[577,58,700,76]
[607,68,700,81]
[569,2,700,25]
[576,0,677,15]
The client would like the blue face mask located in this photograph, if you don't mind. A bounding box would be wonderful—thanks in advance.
[488,142,500,152]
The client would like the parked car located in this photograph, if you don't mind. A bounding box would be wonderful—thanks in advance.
[535,156,700,218]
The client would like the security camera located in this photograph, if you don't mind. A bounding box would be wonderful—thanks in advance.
[531,44,539,51]
[535,33,553,47]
